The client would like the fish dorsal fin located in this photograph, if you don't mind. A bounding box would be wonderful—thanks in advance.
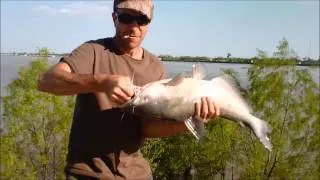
[192,64,206,80]
[163,72,186,86]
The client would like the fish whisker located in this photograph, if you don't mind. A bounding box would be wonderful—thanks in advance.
[120,112,126,122]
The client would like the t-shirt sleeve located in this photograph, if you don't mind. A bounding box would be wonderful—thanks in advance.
[60,43,94,74]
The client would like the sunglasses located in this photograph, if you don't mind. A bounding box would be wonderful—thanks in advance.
[116,12,150,26]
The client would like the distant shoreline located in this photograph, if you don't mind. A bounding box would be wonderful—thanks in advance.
[0,54,61,58]
[161,60,320,67]
[1,54,319,67]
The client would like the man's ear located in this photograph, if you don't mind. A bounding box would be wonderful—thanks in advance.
[112,12,117,22]
[112,12,118,27]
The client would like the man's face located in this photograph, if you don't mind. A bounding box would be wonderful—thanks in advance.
[113,8,150,50]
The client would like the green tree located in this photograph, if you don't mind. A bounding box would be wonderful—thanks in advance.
[142,38,320,179]
[272,37,298,59]
[242,38,320,179]
[37,47,50,57]
[256,48,268,59]
[0,58,75,179]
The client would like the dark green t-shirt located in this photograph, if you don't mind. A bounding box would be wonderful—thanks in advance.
[61,37,165,179]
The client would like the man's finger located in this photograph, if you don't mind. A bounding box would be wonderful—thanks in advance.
[215,103,220,117]
[207,97,215,119]
[119,77,134,97]
[120,86,134,98]
[114,87,131,102]
[201,97,208,120]
[195,102,201,117]
[110,94,124,104]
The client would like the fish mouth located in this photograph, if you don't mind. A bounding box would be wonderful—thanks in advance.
[119,86,142,114]
[120,99,136,114]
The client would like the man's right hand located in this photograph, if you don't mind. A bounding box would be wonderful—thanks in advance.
[38,62,134,102]
[99,75,134,105]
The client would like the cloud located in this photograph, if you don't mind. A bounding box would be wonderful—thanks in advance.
[32,2,112,17]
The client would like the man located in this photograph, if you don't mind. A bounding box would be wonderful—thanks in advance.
[38,0,220,179]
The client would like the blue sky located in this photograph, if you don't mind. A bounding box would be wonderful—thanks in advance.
[1,0,319,59]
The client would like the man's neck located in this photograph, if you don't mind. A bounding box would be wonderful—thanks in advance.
[112,37,143,60]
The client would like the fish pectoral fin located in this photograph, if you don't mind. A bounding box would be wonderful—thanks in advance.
[239,121,245,128]
[184,116,206,140]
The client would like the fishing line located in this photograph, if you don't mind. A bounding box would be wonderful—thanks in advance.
[120,70,136,122]
[131,71,135,86]
[120,112,126,122]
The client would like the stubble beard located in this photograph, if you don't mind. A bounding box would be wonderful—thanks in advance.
[114,34,142,52]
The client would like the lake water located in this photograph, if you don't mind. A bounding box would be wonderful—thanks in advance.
[1,55,319,96]
[0,55,319,129]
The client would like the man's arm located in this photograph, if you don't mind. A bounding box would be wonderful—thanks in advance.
[141,118,187,138]
[37,62,134,103]
[38,62,100,95]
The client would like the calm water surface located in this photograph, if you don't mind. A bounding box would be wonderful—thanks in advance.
[1,55,319,128]
[1,55,319,96]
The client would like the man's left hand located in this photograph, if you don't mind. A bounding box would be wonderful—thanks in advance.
[194,97,220,123]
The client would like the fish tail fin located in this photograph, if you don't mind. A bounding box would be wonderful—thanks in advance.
[184,116,206,140]
[250,116,273,151]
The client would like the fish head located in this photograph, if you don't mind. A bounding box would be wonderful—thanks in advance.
[120,81,169,115]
